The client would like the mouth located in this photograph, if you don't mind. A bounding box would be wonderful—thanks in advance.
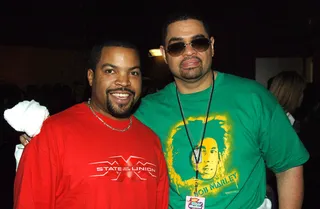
[111,92,131,99]
[180,58,201,69]
[108,91,134,105]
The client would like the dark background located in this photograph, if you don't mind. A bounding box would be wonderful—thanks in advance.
[0,0,319,78]
[0,0,320,208]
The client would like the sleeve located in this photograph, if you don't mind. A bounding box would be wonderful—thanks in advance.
[156,138,169,209]
[14,121,60,209]
[257,92,310,173]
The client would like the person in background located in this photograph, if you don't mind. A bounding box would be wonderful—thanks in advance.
[268,71,306,130]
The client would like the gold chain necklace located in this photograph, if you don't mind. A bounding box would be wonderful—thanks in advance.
[87,99,132,132]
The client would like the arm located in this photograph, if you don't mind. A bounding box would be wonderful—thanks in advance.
[4,99,49,170]
[276,166,304,209]
[14,134,32,171]
[156,147,169,209]
[260,105,308,209]
[14,123,58,209]
[255,89,309,209]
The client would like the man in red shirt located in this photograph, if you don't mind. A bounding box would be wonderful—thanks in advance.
[14,40,169,209]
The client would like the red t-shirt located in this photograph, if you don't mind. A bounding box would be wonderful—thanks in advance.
[14,103,168,209]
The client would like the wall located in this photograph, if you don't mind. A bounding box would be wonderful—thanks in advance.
[255,57,305,87]
[0,45,87,89]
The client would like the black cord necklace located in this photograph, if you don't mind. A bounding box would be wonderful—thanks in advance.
[175,73,215,196]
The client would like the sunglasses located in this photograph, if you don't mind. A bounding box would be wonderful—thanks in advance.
[166,38,211,57]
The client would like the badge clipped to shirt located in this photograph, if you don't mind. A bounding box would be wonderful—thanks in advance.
[185,196,205,209]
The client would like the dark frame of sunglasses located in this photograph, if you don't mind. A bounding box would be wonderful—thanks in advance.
[166,38,211,57]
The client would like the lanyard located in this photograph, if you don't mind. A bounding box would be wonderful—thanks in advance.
[175,74,215,196]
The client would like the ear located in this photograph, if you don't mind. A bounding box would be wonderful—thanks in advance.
[160,45,168,64]
[87,69,94,87]
[210,36,215,57]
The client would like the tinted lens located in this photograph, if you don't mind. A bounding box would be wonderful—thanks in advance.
[191,38,210,52]
[166,38,211,57]
[167,42,185,56]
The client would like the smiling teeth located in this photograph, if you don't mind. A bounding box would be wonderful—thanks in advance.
[112,93,129,98]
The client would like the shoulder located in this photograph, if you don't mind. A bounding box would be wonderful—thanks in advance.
[221,72,278,108]
[132,116,162,146]
[132,116,158,136]
[222,73,269,93]
[140,82,175,105]
[43,103,86,128]
[134,82,175,122]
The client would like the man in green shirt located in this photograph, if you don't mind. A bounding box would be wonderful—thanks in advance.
[134,13,309,209]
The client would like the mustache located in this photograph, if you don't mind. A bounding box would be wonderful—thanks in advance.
[106,87,135,95]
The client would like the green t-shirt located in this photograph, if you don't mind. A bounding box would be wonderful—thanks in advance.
[134,71,309,209]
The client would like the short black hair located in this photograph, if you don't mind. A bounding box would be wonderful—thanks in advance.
[161,12,211,46]
[88,40,140,71]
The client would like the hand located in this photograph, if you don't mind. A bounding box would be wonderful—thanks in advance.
[20,134,31,146]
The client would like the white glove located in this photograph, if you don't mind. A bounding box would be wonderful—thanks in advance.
[4,100,49,137]
[3,100,49,170]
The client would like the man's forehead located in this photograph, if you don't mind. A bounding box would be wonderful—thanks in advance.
[166,19,207,40]
[99,47,140,65]
[203,138,218,145]
[101,46,138,57]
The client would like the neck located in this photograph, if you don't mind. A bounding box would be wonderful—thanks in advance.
[175,70,216,94]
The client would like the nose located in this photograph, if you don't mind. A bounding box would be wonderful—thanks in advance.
[202,153,209,162]
[183,43,196,56]
[115,74,131,87]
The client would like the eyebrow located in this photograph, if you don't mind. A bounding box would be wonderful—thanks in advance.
[101,63,140,71]
[101,63,117,69]
[167,37,184,45]
[200,145,217,150]
[128,66,141,71]
[167,34,207,45]
[192,34,206,39]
